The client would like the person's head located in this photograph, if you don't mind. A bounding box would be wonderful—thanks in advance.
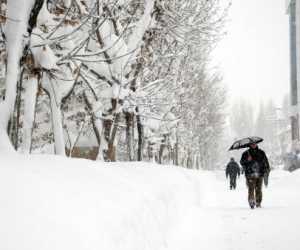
[249,143,257,149]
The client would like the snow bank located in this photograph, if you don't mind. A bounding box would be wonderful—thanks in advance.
[0,155,204,250]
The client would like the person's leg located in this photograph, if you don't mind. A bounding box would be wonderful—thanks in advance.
[230,177,234,189]
[233,176,237,189]
[247,178,255,208]
[255,177,263,207]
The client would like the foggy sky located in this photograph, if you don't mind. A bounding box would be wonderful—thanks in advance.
[214,0,290,108]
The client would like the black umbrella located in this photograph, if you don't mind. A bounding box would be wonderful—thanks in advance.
[229,136,263,151]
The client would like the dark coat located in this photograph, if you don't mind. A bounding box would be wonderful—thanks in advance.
[226,160,241,178]
[240,147,270,178]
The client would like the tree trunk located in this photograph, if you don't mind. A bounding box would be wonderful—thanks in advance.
[44,86,66,156]
[21,76,38,153]
[102,98,120,162]
[158,135,167,164]
[8,79,22,150]
[82,92,102,155]
[0,0,44,153]
[174,133,179,166]
[125,112,134,161]
[136,109,143,161]
[106,113,120,162]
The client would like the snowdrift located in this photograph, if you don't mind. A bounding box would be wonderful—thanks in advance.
[0,154,205,250]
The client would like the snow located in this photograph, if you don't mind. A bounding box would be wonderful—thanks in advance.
[31,28,59,70]
[0,0,34,128]
[0,155,198,250]
[286,0,292,11]
[63,0,72,8]
[4,0,34,111]
[127,0,154,56]
[75,0,88,15]
[204,171,295,250]
[37,1,56,28]
[0,0,36,152]
[1,155,300,250]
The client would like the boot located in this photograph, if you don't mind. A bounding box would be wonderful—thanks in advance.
[249,200,255,209]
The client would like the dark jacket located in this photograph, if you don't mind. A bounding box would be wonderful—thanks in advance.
[240,147,270,178]
[226,160,241,178]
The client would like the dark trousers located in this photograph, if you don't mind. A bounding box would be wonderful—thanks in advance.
[246,177,263,205]
[229,175,237,189]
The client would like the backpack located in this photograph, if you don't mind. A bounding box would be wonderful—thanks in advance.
[245,151,261,178]
[249,161,260,178]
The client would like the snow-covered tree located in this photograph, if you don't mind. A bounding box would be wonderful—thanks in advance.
[0,0,229,169]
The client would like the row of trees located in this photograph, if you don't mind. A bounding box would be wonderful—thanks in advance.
[0,0,228,169]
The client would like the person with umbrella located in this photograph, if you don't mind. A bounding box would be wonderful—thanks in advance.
[225,157,241,190]
[229,137,270,209]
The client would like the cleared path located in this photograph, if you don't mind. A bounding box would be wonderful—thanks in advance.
[167,170,300,250]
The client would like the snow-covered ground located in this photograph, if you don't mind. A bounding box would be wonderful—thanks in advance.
[0,154,299,250]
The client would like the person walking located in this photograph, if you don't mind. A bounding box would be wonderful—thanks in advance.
[240,143,270,209]
[226,157,241,190]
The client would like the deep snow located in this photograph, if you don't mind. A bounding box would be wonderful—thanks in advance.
[0,154,299,250]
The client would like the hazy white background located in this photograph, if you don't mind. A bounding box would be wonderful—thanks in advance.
[214,0,290,108]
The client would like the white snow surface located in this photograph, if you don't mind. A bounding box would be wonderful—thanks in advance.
[0,155,300,250]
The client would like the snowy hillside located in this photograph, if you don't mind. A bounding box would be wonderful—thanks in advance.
[1,155,300,250]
